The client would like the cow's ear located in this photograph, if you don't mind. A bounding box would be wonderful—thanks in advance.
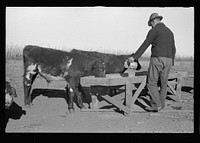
[124,59,130,68]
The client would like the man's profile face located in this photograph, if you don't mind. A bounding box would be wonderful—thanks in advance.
[150,20,155,27]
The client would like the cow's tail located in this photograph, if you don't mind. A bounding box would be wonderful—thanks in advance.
[22,46,29,64]
[22,46,28,78]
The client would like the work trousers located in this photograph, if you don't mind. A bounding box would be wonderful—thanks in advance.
[147,57,172,108]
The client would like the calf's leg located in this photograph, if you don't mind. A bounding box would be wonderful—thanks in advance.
[67,78,76,113]
[75,85,85,109]
[23,73,38,106]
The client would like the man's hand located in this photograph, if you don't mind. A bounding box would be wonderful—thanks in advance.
[124,56,137,69]
[128,56,135,62]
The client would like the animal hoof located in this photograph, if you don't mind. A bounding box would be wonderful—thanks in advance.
[24,104,32,108]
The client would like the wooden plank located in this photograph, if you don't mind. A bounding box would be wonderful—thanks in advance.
[125,79,133,112]
[131,76,147,105]
[98,98,125,109]
[168,72,187,79]
[124,69,136,77]
[97,92,125,108]
[98,100,112,108]
[112,91,125,101]
[81,76,145,87]
[101,95,130,114]
[134,71,186,80]
[135,71,178,78]
[81,77,126,87]
[175,72,185,102]
[168,81,177,95]
[105,73,128,78]
[168,72,178,79]
[127,76,146,84]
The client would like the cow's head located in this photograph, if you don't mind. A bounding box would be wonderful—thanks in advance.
[5,81,17,109]
[124,58,141,70]
[91,59,106,77]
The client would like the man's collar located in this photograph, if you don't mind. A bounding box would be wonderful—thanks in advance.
[155,22,164,27]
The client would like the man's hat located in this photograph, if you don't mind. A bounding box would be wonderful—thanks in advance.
[148,13,163,26]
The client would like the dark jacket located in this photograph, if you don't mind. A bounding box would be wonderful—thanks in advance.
[131,22,176,64]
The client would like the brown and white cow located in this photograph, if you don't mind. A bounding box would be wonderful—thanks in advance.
[23,45,106,113]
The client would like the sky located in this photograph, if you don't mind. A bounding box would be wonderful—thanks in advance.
[6,7,194,57]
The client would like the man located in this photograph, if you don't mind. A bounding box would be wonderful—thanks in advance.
[127,13,176,112]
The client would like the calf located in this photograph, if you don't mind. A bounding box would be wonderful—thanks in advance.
[5,81,17,109]
[70,49,142,105]
[23,45,105,113]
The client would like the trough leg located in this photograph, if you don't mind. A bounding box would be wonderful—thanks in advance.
[175,72,185,102]
[90,95,99,109]
[125,80,132,115]
[131,76,147,105]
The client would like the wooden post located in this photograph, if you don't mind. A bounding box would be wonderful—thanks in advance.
[175,72,186,102]
[131,76,147,106]
[125,79,133,115]
[168,81,177,95]
[90,95,99,109]
[101,95,130,114]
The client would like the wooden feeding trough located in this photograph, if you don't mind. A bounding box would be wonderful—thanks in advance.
[80,70,146,115]
[135,71,187,102]
[80,70,186,115]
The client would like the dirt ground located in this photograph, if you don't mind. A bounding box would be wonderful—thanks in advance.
[5,60,194,133]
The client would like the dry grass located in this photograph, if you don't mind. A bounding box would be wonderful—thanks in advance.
[6,44,194,62]
[6,44,23,60]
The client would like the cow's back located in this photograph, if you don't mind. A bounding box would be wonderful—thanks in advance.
[23,45,71,67]
[70,49,128,73]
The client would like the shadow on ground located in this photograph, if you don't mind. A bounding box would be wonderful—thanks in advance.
[31,88,68,103]
[181,86,193,94]
[31,88,93,108]
[29,82,193,115]
[5,102,26,128]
